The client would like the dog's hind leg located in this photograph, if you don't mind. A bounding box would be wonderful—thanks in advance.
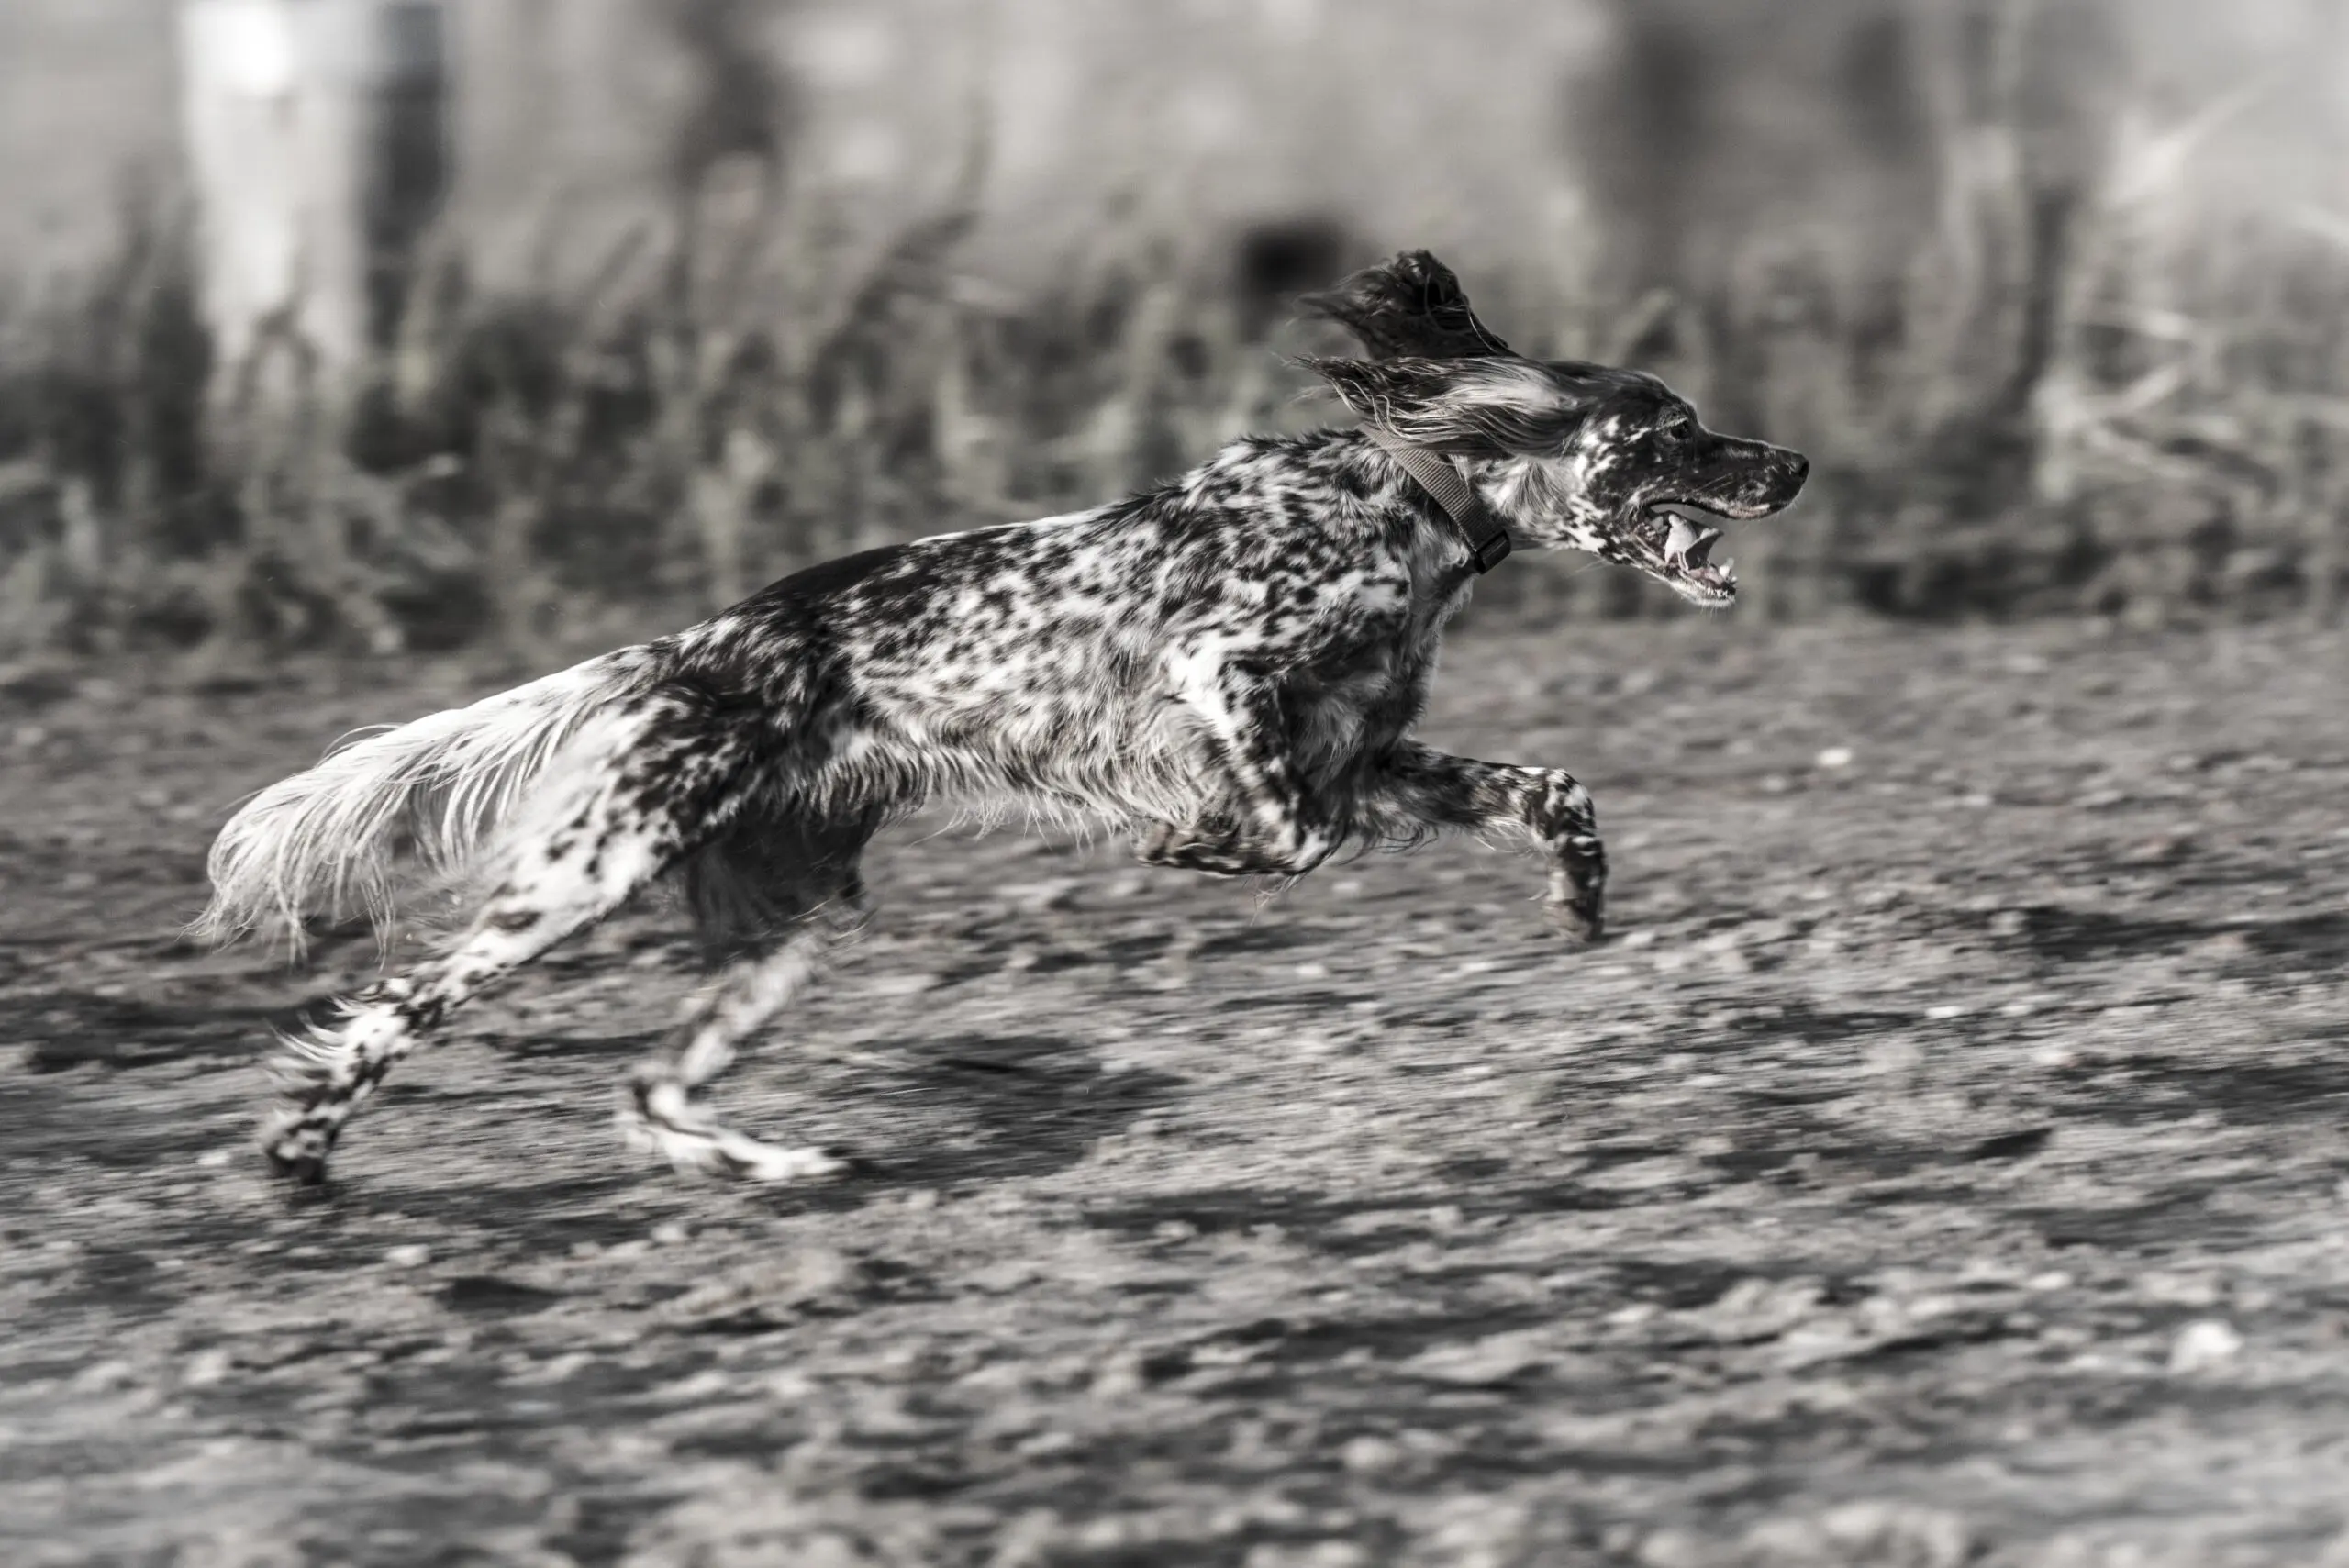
[619,817,875,1183]
[261,694,759,1182]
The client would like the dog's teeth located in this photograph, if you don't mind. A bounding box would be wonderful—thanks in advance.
[1718,556,1735,574]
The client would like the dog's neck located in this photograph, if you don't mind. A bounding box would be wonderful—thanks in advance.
[1361,428,1513,574]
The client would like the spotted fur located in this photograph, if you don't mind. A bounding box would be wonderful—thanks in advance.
[199,251,1808,1185]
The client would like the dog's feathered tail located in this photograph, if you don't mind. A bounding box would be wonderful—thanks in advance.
[195,645,663,949]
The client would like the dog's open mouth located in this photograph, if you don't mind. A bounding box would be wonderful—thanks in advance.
[1630,505,1738,604]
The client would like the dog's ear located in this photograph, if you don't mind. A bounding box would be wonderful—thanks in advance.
[1305,355,1583,456]
[1297,250,1516,361]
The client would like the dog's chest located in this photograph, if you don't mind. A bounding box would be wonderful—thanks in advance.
[1286,609,1452,774]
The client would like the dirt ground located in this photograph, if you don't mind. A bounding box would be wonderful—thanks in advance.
[3,616,2346,1568]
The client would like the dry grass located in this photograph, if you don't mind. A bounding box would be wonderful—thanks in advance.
[3,106,2346,659]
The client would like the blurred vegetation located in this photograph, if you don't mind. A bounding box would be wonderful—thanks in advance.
[3,89,2347,660]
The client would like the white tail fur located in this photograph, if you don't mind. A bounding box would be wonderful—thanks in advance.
[196,646,660,948]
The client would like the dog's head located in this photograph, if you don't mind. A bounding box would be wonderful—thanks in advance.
[1299,250,1807,606]
[1309,354,1809,606]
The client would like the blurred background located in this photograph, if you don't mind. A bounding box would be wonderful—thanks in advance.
[3,0,2345,657]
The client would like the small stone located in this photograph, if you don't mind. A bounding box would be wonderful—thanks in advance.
[1827,1502,1971,1568]
[1865,1039,1924,1074]
[2169,1318,2243,1373]
[1405,1331,1546,1386]
[384,1243,432,1268]
[1816,746,1855,770]
[2142,1272,2221,1307]
[1340,1435,1405,1473]
[1636,1528,1709,1568]
[71,1359,136,1393]
[1005,878,1080,913]
[650,1221,690,1246]
[1089,1355,1148,1399]
[867,972,941,996]
[1251,1543,1367,1568]
[2121,833,2193,866]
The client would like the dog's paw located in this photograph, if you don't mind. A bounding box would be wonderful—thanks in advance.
[1134,820,1192,865]
[258,1110,334,1184]
[1138,819,1332,878]
[1137,821,1253,876]
[619,1086,860,1185]
[1543,899,1605,944]
[721,1140,860,1185]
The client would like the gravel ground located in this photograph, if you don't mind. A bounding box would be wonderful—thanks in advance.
[3,617,2347,1568]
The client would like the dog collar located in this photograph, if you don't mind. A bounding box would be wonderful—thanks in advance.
[1364,428,1513,573]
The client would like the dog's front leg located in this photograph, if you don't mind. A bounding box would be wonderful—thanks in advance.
[1360,740,1607,940]
[1140,646,1336,878]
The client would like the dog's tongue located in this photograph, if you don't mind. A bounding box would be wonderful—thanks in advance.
[1664,515,1708,563]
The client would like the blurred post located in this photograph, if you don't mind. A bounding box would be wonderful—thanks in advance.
[178,0,449,415]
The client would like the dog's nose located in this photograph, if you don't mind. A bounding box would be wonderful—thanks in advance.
[1783,451,1810,490]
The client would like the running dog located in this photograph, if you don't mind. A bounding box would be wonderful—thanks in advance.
[199,250,1809,1184]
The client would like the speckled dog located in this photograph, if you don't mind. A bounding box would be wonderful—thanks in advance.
[200,250,1809,1184]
